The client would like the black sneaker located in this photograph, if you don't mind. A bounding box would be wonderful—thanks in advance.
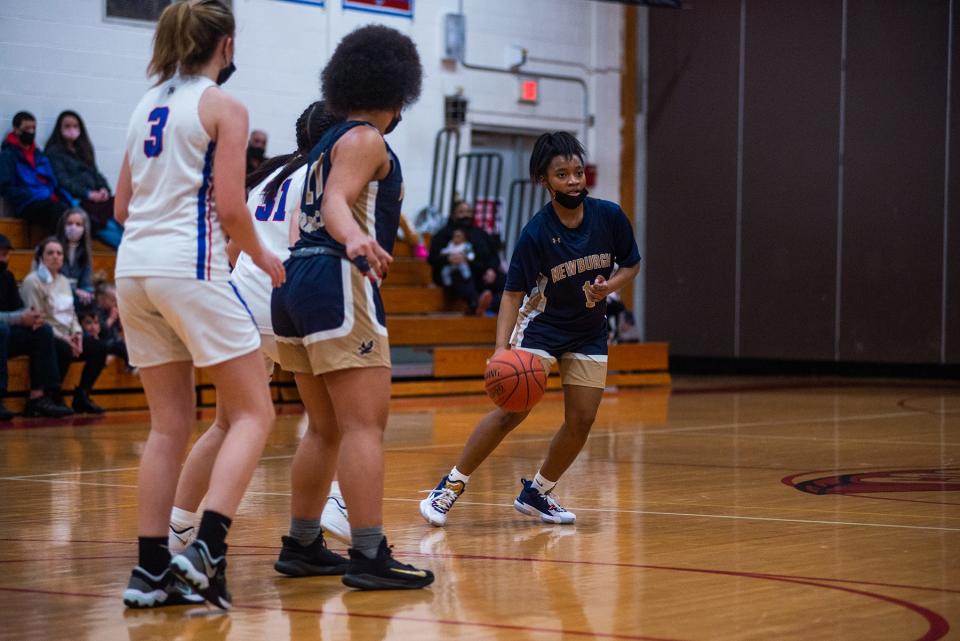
[342,537,434,590]
[24,395,74,418]
[72,389,105,414]
[122,566,205,608]
[275,534,350,577]
[169,540,232,610]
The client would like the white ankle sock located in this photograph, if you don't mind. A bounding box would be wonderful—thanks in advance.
[170,506,198,530]
[448,466,470,484]
[329,480,342,497]
[532,471,556,494]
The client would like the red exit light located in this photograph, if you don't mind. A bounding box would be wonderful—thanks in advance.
[519,78,539,104]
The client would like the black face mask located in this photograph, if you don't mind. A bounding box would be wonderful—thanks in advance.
[453,216,472,229]
[216,61,237,86]
[17,130,35,146]
[553,187,588,210]
[247,146,265,162]
[384,113,402,135]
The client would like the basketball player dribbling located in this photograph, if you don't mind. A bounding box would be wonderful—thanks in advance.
[116,0,284,610]
[420,132,641,527]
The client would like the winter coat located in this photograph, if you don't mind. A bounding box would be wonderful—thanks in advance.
[45,143,111,201]
[428,221,502,287]
[0,133,71,214]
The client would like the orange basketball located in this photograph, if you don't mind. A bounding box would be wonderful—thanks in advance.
[484,349,547,413]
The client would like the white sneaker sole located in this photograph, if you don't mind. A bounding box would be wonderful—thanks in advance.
[419,497,447,527]
[513,499,576,524]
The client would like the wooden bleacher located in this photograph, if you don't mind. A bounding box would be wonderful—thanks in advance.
[0,216,670,412]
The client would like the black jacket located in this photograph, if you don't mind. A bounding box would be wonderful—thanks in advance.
[45,143,111,200]
[428,221,502,287]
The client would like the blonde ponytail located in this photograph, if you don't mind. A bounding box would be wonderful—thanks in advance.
[147,0,235,83]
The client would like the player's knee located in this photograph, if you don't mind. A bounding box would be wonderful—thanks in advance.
[493,407,529,433]
[564,411,597,435]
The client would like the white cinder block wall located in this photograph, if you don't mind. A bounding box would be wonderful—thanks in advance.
[0,0,627,218]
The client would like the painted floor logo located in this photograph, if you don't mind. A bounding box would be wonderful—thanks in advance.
[783,467,960,495]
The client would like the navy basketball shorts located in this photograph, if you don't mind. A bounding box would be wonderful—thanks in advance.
[511,327,608,389]
[271,254,390,375]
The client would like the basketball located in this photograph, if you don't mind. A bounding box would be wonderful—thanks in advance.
[484,349,547,413]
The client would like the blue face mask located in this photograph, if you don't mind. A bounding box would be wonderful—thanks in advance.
[37,263,53,284]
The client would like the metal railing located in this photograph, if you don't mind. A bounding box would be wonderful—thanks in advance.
[503,179,549,258]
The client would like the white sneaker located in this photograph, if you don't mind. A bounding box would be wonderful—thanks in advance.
[168,524,196,556]
[320,493,351,545]
[419,475,466,527]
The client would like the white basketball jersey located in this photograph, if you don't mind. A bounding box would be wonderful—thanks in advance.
[116,74,229,281]
[231,164,306,334]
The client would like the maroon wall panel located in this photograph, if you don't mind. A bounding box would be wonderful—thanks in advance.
[840,1,949,363]
[946,2,960,364]
[646,1,741,357]
[739,2,843,360]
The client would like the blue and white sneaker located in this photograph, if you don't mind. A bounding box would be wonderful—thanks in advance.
[122,566,204,609]
[513,478,576,524]
[169,540,232,610]
[419,475,466,527]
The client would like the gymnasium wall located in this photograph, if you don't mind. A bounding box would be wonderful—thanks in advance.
[646,0,960,365]
[0,0,626,218]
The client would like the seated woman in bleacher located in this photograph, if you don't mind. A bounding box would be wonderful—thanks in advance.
[428,199,506,316]
[44,111,123,249]
[19,237,107,414]
[55,208,95,306]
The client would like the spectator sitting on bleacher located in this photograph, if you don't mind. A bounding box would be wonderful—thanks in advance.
[44,111,123,249]
[0,233,73,419]
[55,208,95,306]
[19,237,106,414]
[0,112,72,238]
[93,280,129,370]
[428,199,507,316]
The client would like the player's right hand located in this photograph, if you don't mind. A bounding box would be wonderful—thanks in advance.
[345,232,393,280]
[253,249,286,287]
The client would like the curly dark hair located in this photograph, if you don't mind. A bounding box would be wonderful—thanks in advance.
[321,25,423,116]
[245,101,342,199]
[529,132,585,182]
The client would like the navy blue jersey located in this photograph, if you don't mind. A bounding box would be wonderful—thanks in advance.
[505,197,640,345]
[297,120,403,254]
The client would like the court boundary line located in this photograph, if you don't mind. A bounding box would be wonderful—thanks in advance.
[0,407,946,481]
[0,562,949,641]
[0,476,956,532]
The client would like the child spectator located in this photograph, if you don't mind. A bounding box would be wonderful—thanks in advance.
[20,237,106,414]
[0,112,72,238]
[45,111,123,249]
[440,228,474,286]
[55,207,95,306]
[93,280,129,369]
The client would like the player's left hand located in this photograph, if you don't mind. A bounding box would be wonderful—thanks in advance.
[587,275,609,302]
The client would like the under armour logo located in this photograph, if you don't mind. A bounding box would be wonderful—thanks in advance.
[358,340,374,355]
[551,237,562,244]
[167,86,175,95]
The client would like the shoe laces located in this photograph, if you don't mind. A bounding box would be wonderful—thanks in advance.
[429,481,463,514]
[542,491,567,513]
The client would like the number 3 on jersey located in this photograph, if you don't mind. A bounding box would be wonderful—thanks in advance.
[143,106,170,158]
[255,178,292,222]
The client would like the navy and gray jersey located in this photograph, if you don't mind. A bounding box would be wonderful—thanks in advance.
[505,197,641,354]
[296,120,403,254]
